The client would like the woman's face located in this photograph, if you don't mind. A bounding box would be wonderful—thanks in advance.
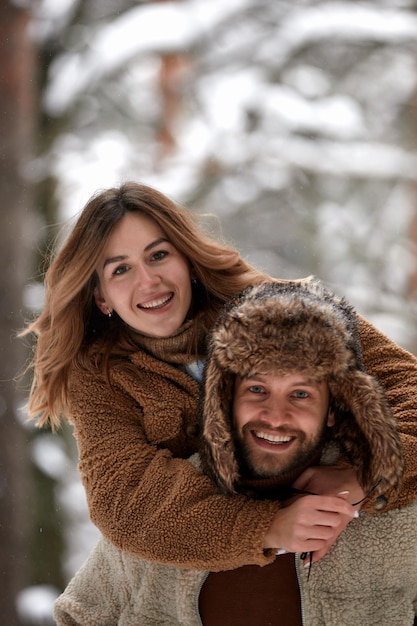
[94,212,193,337]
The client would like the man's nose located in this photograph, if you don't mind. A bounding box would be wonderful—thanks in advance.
[262,397,289,425]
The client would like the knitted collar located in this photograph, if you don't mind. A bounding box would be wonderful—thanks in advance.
[130,318,208,365]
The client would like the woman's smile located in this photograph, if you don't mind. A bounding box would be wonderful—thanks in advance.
[137,292,174,310]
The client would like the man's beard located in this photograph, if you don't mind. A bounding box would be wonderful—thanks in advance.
[234,421,329,479]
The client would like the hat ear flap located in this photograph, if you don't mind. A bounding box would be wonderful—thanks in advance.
[329,371,404,498]
[199,358,240,494]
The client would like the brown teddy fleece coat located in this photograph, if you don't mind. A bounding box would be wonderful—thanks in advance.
[68,281,417,571]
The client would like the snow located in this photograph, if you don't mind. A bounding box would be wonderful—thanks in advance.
[30,0,78,41]
[31,435,71,481]
[281,2,417,43]
[31,0,417,217]
[43,0,254,115]
[263,137,417,179]
[16,585,59,625]
[52,131,138,220]
[256,1,417,68]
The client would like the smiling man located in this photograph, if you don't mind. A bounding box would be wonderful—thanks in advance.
[232,372,333,479]
[54,279,417,626]
[198,278,415,626]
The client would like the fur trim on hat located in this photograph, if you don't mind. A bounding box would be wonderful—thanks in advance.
[199,278,404,501]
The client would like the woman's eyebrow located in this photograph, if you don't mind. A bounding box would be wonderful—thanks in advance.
[103,255,128,269]
[144,237,169,252]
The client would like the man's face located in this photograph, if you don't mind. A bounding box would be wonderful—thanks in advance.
[232,372,334,478]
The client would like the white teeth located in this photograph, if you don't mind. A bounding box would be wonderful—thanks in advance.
[254,431,291,444]
[139,294,172,310]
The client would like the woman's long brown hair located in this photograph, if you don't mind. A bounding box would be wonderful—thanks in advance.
[21,182,272,428]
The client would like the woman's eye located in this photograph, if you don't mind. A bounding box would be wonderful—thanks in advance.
[113,265,129,276]
[151,250,168,262]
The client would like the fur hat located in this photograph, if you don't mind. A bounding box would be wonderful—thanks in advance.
[199,278,404,504]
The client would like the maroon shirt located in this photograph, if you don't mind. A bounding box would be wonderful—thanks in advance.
[199,552,302,626]
[198,451,323,625]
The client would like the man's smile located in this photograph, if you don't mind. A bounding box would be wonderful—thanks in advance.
[253,431,293,445]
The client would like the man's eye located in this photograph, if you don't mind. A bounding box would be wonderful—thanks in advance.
[248,385,264,394]
[293,390,308,398]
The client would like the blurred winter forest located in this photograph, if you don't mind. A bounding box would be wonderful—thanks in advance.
[2,0,417,623]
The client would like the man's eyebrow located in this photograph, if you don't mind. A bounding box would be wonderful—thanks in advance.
[242,374,320,386]
[102,238,169,269]
[291,377,320,386]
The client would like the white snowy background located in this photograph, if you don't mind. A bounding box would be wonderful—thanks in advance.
[18,0,417,622]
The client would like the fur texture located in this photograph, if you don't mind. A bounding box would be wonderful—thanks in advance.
[199,278,404,500]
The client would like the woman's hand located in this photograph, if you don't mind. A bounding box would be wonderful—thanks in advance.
[293,464,365,507]
[263,492,357,559]
[290,464,364,562]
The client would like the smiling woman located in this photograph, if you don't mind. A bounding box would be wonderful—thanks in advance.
[20,180,417,575]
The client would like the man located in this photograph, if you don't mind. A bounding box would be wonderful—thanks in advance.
[54,279,417,626]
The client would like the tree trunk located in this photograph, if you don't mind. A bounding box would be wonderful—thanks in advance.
[0,2,37,623]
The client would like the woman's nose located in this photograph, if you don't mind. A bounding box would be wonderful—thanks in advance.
[136,265,160,288]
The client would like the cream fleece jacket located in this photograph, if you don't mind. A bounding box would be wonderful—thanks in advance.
[54,500,417,625]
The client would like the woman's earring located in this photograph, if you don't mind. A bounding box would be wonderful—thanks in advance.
[191,278,198,285]
[107,308,113,318]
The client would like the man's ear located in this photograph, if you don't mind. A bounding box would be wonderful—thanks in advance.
[327,409,336,428]
[93,286,109,315]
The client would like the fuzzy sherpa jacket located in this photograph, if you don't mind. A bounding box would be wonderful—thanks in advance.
[67,280,417,570]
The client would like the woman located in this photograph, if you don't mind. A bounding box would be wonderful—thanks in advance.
[22,181,417,570]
